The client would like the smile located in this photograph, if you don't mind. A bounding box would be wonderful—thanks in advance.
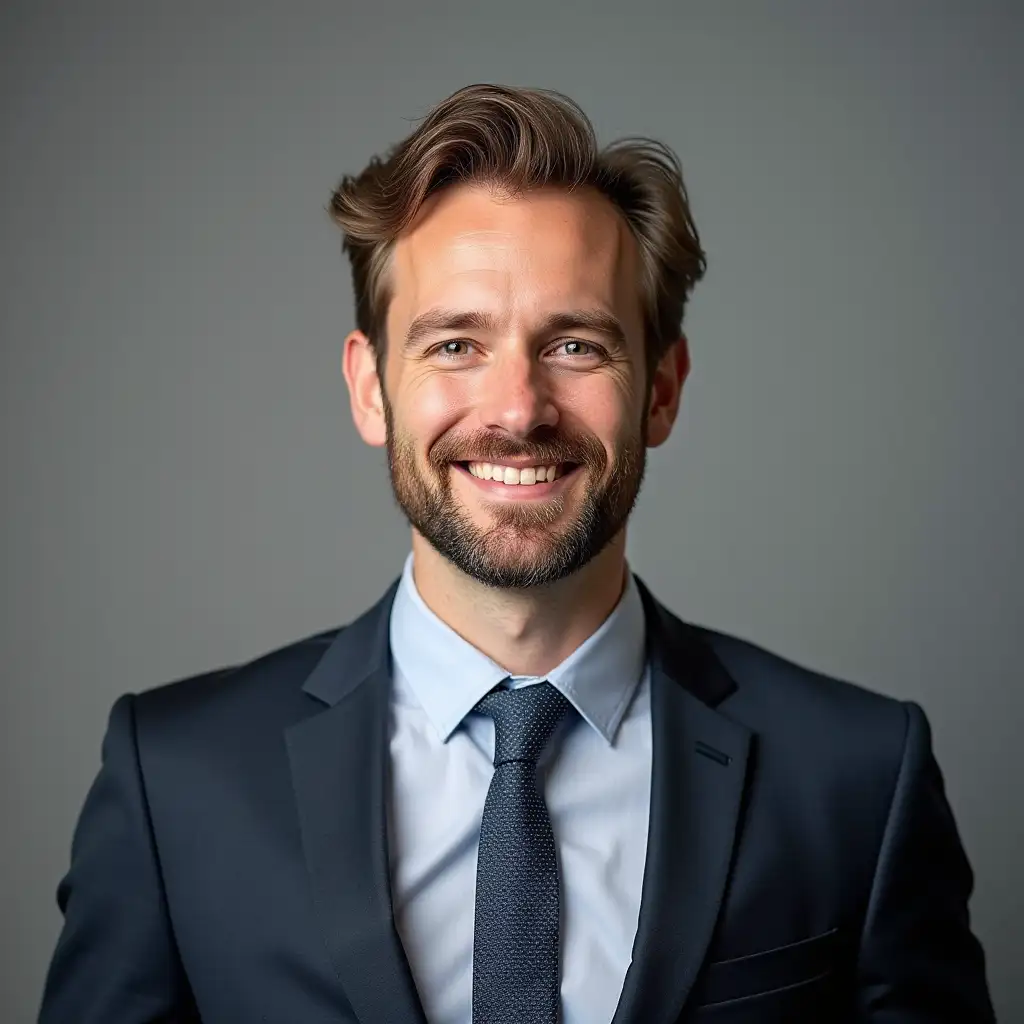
[455,461,581,496]
[466,461,564,485]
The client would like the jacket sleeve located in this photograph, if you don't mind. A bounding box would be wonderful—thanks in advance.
[855,700,996,1021]
[38,693,198,1023]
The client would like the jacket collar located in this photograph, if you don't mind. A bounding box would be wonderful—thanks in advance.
[301,572,736,710]
[290,572,748,1024]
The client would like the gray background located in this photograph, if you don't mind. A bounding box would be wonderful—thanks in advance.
[2,1,1020,1019]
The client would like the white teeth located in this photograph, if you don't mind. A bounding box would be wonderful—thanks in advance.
[465,462,560,485]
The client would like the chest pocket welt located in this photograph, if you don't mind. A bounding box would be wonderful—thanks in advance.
[690,927,841,1008]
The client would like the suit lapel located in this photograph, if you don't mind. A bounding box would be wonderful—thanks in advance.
[285,582,427,1024]
[284,575,749,1024]
[611,580,753,1024]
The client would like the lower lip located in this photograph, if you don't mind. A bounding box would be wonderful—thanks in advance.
[454,464,580,499]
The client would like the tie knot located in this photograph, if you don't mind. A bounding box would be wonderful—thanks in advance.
[473,682,573,766]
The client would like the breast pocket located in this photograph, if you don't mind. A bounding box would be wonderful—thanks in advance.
[688,927,842,1021]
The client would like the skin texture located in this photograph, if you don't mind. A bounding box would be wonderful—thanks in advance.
[343,182,690,675]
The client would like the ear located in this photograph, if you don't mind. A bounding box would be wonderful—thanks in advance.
[645,335,691,448]
[342,330,387,447]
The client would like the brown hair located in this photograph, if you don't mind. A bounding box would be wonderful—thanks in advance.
[328,84,706,377]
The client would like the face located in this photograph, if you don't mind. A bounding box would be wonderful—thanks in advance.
[344,183,688,589]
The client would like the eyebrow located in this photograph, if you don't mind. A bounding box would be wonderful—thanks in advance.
[401,308,629,352]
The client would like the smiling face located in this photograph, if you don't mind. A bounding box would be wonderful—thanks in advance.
[344,182,688,589]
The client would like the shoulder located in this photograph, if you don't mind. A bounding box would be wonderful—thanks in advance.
[125,625,343,742]
[699,625,901,713]
[689,622,919,776]
[674,623,936,832]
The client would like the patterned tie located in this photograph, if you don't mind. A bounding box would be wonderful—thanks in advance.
[471,681,573,1024]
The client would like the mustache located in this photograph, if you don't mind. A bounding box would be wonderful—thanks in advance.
[429,428,606,468]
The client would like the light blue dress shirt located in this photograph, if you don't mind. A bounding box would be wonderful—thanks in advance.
[387,553,653,1024]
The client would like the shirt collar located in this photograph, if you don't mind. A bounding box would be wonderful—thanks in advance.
[388,552,647,746]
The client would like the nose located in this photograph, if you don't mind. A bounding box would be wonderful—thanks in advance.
[475,350,559,438]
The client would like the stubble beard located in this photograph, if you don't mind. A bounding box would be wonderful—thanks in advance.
[382,394,648,590]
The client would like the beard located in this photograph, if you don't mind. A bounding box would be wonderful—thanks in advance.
[382,395,648,589]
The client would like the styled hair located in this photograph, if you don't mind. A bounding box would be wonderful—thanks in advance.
[328,84,706,376]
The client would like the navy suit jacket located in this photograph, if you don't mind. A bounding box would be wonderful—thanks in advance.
[39,577,995,1022]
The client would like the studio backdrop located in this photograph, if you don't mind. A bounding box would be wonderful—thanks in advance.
[1,1,1020,1020]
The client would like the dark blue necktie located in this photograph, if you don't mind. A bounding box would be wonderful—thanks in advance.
[471,681,573,1024]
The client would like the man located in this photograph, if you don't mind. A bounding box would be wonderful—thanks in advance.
[40,84,994,1023]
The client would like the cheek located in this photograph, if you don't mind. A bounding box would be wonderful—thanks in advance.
[557,378,637,441]
[398,374,470,441]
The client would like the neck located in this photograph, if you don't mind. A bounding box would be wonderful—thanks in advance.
[409,532,630,677]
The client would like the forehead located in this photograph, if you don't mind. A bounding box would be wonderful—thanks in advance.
[386,183,643,332]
